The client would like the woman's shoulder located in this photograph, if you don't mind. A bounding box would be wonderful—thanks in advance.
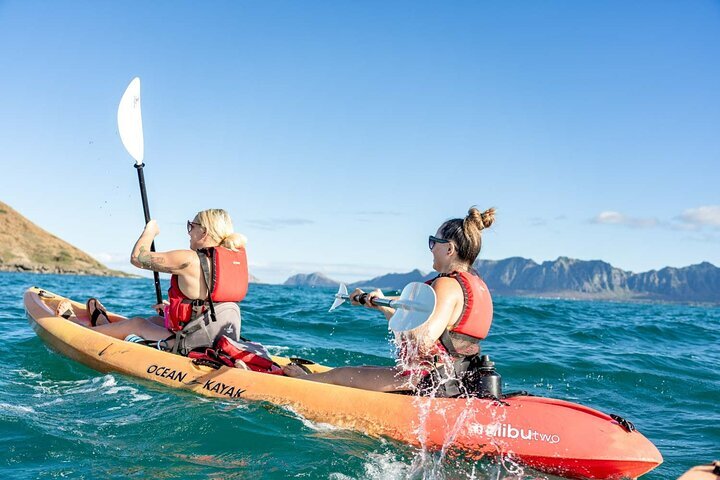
[166,248,198,258]
[164,249,201,270]
[430,275,464,298]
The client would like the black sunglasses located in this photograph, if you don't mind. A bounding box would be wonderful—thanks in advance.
[428,235,450,250]
[187,220,204,233]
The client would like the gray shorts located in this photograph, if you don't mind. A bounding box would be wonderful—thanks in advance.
[173,302,241,356]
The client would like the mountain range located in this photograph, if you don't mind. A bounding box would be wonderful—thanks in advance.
[284,257,720,304]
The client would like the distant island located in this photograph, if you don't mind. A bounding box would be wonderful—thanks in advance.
[284,258,720,305]
[283,272,339,287]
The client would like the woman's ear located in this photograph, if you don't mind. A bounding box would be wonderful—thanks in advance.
[446,242,455,256]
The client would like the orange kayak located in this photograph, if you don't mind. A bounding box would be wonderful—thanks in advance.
[24,286,662,479]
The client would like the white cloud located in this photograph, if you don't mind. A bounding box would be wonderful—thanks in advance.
[91,252,127,263]
[678,205,720,229]
[591,211,659,228]
[592,211,624,224]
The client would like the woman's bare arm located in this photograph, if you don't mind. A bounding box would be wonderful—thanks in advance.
[412,276,463,349]
[130,221,195,274]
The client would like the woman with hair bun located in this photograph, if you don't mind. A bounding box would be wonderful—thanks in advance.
[55,208,248,355]
[284,206,496,396]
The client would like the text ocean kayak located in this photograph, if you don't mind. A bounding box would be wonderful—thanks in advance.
[24,287,662,479]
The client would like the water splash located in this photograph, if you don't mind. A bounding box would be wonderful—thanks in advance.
[280,405,341,432]
[390,331,529,480]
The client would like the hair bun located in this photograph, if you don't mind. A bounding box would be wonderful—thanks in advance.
[465,206,495,231]
[478,207,496,230]
[441,206,496,264]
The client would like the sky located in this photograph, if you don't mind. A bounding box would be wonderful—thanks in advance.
[1,1,719,284]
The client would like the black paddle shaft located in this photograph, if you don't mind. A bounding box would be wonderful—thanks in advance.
[134,163,164,313]
[352,293,394,308]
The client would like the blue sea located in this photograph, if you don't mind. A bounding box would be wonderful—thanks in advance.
[0,272,717,479]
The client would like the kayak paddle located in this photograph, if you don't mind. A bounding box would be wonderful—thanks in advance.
[117,77,163,310]
[329,282,436,332]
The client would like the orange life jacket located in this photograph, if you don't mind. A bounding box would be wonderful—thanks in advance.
[447,270,493,340]
[167,247,248,331]
[423,270,493,361]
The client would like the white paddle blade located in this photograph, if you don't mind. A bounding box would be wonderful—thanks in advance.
[117,77,144,164]
[388,282,436,332]
[329,283,349,312]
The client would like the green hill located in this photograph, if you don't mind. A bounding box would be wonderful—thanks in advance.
[0,200,132,277]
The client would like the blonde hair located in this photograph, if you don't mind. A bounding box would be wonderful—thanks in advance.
[438,206,496,264]
[195,209,247,251]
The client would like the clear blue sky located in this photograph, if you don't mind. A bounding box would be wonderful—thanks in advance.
[1,1,718,284]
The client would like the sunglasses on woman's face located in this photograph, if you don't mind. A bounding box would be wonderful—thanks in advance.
[187,220,204,233]
[428,235,450,250]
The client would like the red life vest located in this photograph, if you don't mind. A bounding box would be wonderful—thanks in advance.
[448,271,493,340]
[167,247,248,331]
[426,270,493,345]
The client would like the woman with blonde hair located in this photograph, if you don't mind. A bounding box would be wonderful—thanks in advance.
[56,208,249,355]
[284,206,496,396]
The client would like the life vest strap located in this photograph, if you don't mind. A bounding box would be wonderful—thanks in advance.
[197,248,218,324]
[438,329,459,357]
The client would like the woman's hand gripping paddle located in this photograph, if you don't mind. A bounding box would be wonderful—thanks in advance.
[117,77,163,311]
[329,282,436,332]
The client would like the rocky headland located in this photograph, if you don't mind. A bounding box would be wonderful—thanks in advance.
[0,201,132,277]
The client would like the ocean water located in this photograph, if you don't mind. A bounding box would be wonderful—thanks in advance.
[0,271,717,479]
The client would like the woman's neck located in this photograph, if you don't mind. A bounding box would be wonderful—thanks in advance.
[440,260,470,274]
[192,241,220,251]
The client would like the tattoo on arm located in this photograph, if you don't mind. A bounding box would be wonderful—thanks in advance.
[136,246,190,273]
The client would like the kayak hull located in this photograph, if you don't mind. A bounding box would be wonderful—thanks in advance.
[24,287,662,479]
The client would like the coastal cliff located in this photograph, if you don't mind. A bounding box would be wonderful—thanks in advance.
[0,201,131,277]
